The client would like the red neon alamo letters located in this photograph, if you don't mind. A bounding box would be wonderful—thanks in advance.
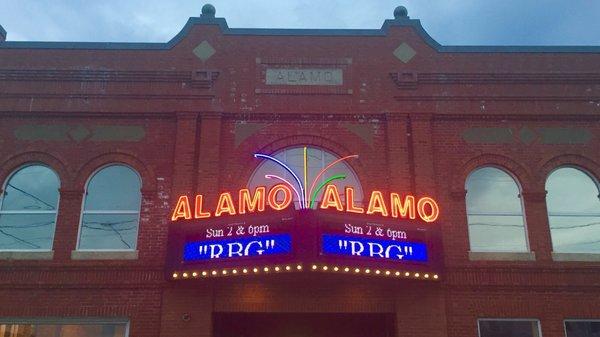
[171,185,439,223]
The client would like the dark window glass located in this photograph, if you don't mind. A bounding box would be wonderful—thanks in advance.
[478,320,541,337]
[565,321,600,337]
[78,165,141,250]
[466,167,528,252]
[0,165,59,250]
[546,167,600,253]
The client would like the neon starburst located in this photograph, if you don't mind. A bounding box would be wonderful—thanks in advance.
[254,147,359,209]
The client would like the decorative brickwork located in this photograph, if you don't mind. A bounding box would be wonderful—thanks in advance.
[0,6,599,337]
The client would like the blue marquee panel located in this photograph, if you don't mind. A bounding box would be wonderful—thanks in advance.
[183,234,292,262]
[321,234,428,263]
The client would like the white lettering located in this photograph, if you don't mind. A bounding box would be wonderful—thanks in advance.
[248,224,270,236]
[345,223,363,235]
[349,240,364,256]
[209,244,223,258]
[266,68,343,86]
[367,242,384,258]
[387,229,407,241]
[385,245,404,259]
[227,242,244,257]
[206,228,224,238]
[244,240,263,256]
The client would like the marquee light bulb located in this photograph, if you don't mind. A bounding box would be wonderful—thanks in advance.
[211,270,217,276]
[192,272,198,277]
[297,265,302,270]
[365,269,370,274]
[232,269,238,274]
[395,271,400,276]
[264,267,269,272]
[414,273,420,278]
[404,272,410,277]
[312,265,318,270]
[354,268,360,273]
[202,271,207,276]
[333,266,339,272]
[182,272,188,278]
[385,271,391,275]
[424,274,429,278]
[275,266,280,272]
[172,273,178,278]
[322,266,328,271]
[222,270,228,275]
[344,267,350,272]
[433,274,438,279]
[253,268,259,273]
[243,269,248,274]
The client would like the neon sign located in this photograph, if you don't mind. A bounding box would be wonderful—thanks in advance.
[171,147,439,222]
[166,202,443,281]
[172,186,439,222]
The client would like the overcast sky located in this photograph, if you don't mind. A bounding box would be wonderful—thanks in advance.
[1,0,599,46]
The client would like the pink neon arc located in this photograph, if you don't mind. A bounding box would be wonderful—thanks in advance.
[264,174,304,209]
[306,154,359,208]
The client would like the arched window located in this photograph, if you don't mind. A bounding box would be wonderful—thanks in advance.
[249,146,363,209]
[465,167,528,252]
[78,165,141,250]
[0,165,60,250]
[546,167,600,253]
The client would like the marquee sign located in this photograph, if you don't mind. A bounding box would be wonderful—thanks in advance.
[166,148,442,281]
[171,185,438,222]
[321,234,428,262]
[183,233,293,262]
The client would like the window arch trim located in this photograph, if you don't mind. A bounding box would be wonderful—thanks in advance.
[545,165,600,217]
[451,154,532,196]
[74,151,154,192]
[0,163,61,251]
[540,154,600,187]
[0,152,68,191]
[545,165,600,254]
[465,165,530,253]
[546,164,600,192]
[465,164,525,190]
[465,165,525,217]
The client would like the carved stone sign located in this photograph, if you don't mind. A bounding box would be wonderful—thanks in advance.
[266,68,343,86]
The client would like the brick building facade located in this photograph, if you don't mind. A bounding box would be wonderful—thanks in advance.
[0,4,599,337]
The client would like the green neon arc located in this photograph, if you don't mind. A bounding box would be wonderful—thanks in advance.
[254,147,358,210]
[309,174,347,209]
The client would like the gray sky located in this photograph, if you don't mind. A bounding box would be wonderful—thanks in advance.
[1,0,599,46]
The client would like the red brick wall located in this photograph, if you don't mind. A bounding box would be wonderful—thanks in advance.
[0,17,599,337]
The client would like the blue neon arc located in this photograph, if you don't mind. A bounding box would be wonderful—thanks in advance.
[254,153,306,209]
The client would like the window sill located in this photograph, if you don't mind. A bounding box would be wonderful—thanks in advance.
[552,252,600,262]
[71,250,138,260]
[469,251,536,261]
[0,251,54,260]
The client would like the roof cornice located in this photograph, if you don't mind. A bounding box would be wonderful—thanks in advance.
[1,12,599,53]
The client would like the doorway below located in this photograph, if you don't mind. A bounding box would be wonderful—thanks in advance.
[213,312,395,337]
